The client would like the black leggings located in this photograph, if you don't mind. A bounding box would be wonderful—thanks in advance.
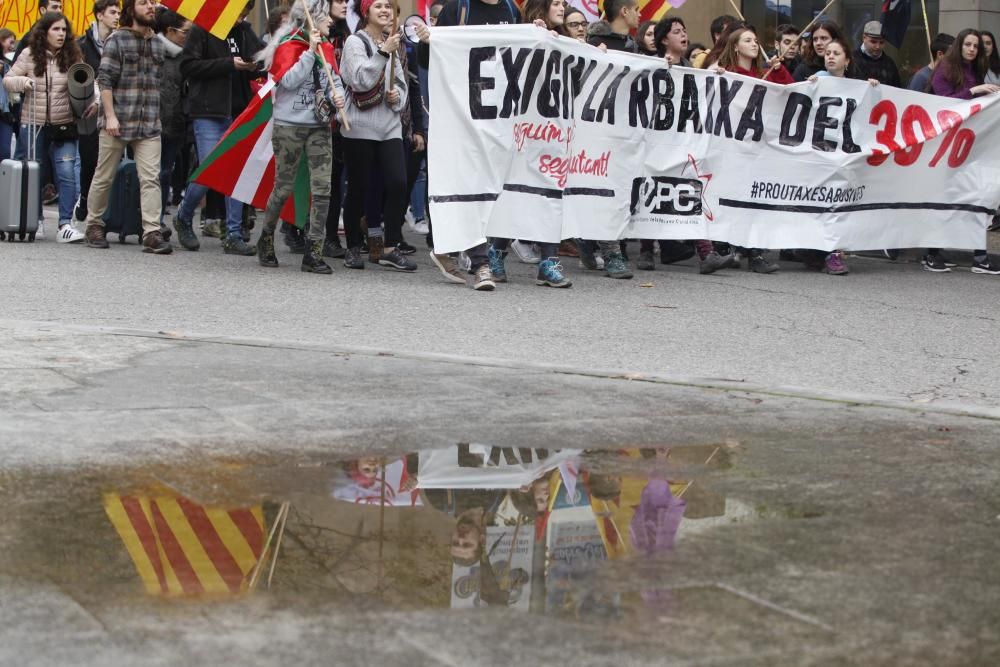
[324,132,346,241]
[343,137,407,248]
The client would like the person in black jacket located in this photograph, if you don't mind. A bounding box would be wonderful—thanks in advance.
[852,21,901,87]
[173,0,263,255]
[586,0,639,53]
[76,0,121,222]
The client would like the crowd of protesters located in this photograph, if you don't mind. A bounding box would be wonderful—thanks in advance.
[2,0,1000,286]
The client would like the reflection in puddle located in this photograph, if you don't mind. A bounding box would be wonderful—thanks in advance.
[7,444,752,628]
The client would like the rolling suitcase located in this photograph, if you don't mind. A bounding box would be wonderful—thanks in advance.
[102,158,143,243]
[0,93,40,243]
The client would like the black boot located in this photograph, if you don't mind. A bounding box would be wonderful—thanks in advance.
[258,229,278,267]
[281,223,306,254]
[302,239,333,274]
[323,236,346,258]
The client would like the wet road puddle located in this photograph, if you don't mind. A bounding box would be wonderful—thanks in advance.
[0,443,829,639]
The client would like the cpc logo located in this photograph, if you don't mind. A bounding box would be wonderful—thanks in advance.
[630,177,704,217]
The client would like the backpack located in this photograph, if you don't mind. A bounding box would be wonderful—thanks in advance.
[456,0,520,25]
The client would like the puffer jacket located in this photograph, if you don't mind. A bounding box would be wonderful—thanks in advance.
[2,48,76,125]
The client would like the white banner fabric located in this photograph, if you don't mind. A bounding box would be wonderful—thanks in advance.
[427,26,1000,253]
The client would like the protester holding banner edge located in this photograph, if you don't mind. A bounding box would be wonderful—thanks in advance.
[414,0,523,290]
[923,28,1000,274]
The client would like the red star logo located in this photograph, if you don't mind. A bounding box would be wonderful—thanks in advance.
[682,154,714,222]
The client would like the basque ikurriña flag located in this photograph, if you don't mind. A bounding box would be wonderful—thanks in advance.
[190,34,339,228]
[880,0,912,48]
[159,0,249,40]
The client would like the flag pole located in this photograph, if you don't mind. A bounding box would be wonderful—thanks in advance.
[726,0,745,22]
[388,8,399,92]
[762,0,838,81]
[301,0,351,131]
[920,0,933,61]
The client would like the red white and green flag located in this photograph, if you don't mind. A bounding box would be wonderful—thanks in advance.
[190,80,310,228]
[190,34,337,229]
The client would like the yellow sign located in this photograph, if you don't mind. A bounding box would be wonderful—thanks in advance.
[1,0,94,42]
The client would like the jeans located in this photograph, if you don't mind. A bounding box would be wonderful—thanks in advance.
[177,117,243,238]
[0,119,13,162]
[85,131,161,236]
[159,134,182,223]
[19,126,77,224]
[409,156,426,221]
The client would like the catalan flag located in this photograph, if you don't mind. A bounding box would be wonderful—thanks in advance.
[638,0,686,23]
[104,491,266,596]
[159,0,249,41]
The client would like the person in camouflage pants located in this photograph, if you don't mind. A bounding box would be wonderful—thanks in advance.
[262,124,333,246]
[255,0,343,274]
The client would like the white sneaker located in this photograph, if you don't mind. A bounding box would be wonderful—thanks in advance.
[36,220,44,240]
[594,252,605,270]
[404,208,416,230]
[413,219,429,234]
[459,251,471,273]
[511,239,541,264]
[56,223,85,243]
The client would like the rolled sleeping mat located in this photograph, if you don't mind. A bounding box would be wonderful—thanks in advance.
[67,63,98,135]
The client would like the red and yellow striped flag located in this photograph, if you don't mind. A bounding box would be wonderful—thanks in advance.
[104,492,266,596]
[159,0,248,40]
[638,0,679,23]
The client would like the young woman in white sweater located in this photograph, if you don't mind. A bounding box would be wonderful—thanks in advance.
[340,0,415,272]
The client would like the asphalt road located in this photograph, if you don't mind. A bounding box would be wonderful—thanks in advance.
[4,212,1000,411]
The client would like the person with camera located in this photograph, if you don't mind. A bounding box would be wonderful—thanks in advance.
[173,0,264,254]
[3,12,96,243]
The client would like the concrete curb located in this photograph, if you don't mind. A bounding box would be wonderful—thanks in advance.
[5,317,1000,423]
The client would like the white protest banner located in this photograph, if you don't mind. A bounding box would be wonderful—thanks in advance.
[428,26,1000,253]
[417,444,581,489]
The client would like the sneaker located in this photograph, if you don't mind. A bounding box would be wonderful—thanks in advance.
[922,254,951,273]
[173,216,200,251]
[413,219,429,235]
[699,251,728,275]
[404,208,416,229]
[158,222,173,242]
[142,231,173,255]
[430,252,467,284]
[322,238,347,258]
[74,196,87,222]
[379,247,418,272]
[936,251,957,268]
[36,220,44,240]
[882,249,900,261]
[536,258,572,287]
[200,218,223,239]
[223,235,257,256]
[56,224,85,244]
[397,240,417,255]
[472,265,496,291]
[971,258,1000,275]
[637,250,655,270]
[85,224,109,249]
[750,254,779,273]
[605,252,633,279]
[594,253,605,270]
[488,245,508,282]
[458,252,471,273]
[824,251,849,275]
[42,183,58,205]
[511,239,541,264]
[344,246,365,269]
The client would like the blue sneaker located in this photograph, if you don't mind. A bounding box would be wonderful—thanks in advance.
[536,257,572,288]
[488,244,508,283]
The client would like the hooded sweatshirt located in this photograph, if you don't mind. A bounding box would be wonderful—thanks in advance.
[269,31,344,128]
